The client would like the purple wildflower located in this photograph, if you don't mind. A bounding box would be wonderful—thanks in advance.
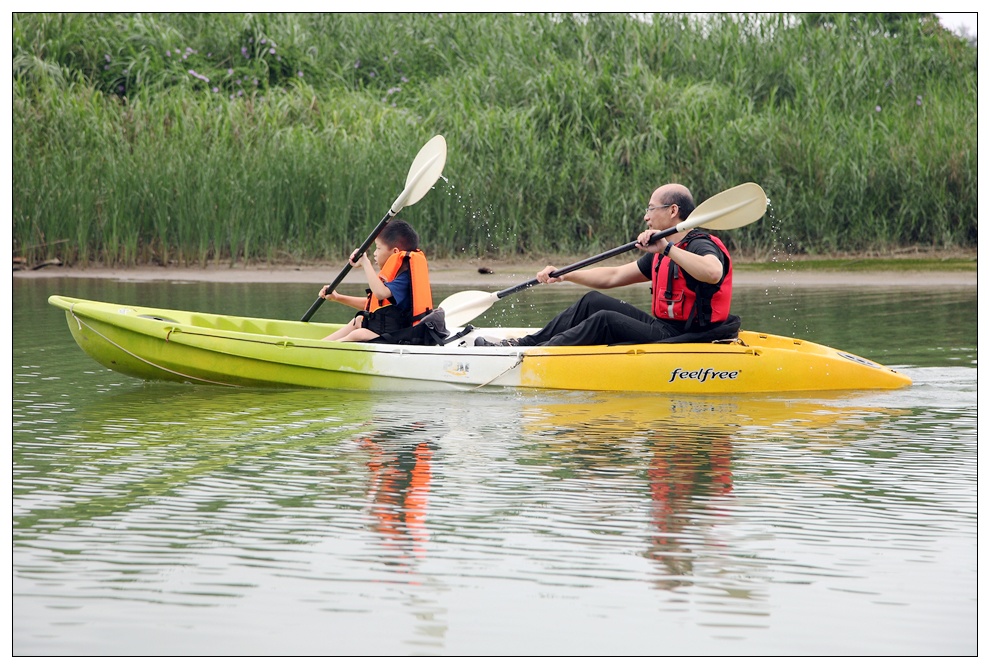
[166,50,171,57]
[212,87,219,93]
[228,68,234,75]
[104,54,111,62]
[916,95,923,106]
[875,105,881,112]
[297,71,304,77]
[242,47,249,58]
[269,47,275,55]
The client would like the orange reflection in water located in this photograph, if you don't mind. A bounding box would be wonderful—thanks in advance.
[361,432,434,567]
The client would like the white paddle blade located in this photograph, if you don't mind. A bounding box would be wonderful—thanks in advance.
[678,182,767,232]
[438,290,499,328]
[390,135,447,213]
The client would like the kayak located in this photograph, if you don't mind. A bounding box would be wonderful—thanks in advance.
[48,295,912,394]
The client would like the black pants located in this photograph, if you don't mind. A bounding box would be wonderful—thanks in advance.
[515,291,682,347]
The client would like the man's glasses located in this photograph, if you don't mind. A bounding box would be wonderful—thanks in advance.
[645,203,674,214]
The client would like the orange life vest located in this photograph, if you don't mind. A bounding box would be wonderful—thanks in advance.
[365,250,434,325]
[651,231,732,328]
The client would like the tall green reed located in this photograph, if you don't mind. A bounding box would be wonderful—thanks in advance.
[13,12,977,265]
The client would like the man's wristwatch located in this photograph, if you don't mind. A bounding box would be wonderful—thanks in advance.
[663,243,674,256]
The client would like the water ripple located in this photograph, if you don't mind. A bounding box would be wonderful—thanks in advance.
[14,280,977,655]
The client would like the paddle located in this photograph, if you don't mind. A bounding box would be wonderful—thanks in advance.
[301,135,448,322]
[439,182,767,328]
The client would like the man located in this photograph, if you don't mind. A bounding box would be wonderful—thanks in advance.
[476,183,738,347]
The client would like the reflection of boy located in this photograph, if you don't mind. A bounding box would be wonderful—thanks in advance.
[363,437,433,555]
[319,219,432,342]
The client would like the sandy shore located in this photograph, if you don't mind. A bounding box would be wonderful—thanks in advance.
[13,257,977,288]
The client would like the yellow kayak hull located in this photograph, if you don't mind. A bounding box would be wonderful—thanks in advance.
[49,295,912,394]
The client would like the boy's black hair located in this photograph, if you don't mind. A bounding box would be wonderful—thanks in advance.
[379,219,419,251]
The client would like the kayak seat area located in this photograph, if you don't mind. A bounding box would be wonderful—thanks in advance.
[441,324,476,346]
[653,314,742,344]
[187,314,265,334]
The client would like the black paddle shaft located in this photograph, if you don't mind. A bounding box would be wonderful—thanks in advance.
[495,227,675,299]
[300,212,394,322]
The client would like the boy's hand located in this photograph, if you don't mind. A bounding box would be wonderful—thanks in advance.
[348,249,369,267]
[320,288,346,302]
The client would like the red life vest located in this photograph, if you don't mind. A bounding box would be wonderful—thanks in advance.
[651,231,732,328]
[365,250,434,325]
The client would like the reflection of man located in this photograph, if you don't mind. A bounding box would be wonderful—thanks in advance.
[645,434,733,587]
[362,436,433,557]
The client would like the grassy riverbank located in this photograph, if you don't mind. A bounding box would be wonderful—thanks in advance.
[14,252,977,289]
[13,13,977,267]
[736,253,976,273]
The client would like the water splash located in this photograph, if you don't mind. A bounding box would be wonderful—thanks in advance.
[435,175,502,256]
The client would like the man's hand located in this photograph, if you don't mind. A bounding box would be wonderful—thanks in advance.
[536,265,564,284]
[636,230,667,254]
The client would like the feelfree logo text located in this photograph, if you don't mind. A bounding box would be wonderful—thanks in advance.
[668,367,740,383]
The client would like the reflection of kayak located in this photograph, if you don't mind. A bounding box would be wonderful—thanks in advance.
[522,392,906,433]
[49,295,912,394]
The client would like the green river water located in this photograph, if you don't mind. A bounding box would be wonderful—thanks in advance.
[12,275,977,655]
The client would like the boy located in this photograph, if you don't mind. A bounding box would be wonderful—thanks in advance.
[319,219,433,342]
